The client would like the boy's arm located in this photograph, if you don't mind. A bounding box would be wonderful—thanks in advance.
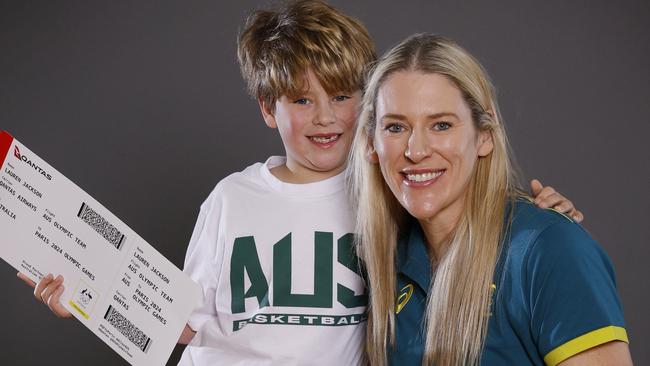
[178,324,197,345]
[530,179,584,223]
[17,272,72,318]
[19,272,199,345]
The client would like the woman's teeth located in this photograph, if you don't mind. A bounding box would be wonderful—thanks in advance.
[406,171,443,182]
[311,135,339,143]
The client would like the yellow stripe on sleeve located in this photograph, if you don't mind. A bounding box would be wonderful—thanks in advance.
[544,325,628,366]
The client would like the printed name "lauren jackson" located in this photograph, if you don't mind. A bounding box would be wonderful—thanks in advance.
[22,180,43,198]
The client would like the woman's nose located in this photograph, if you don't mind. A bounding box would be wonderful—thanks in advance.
[404,129,430,162]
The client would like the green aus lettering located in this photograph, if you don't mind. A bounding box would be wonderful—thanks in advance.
[337,233,368,308]
[273,232,332,307]
[230,236,270,314]
[230,232,367,314]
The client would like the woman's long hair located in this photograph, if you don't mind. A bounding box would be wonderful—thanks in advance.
[348,34,521,366]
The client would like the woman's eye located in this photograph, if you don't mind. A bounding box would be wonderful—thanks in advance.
[385,123,405,133]
[333,95,350,102]
[434,122,451,131]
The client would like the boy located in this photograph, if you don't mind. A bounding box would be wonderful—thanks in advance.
[177,1,375,363]
[22,1,581,365]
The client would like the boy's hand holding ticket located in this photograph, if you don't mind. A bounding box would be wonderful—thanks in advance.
[0,131,201,366]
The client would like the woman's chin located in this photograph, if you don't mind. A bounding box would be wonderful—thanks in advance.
[404,206,440,222]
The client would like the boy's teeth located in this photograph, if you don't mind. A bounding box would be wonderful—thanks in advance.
[406,171,443,182]
[311,135,339,143]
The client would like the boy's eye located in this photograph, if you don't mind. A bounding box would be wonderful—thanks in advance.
[293,98,310,105]
[385,123,405,133]
[333,95,350,102]
[433,122,451,131]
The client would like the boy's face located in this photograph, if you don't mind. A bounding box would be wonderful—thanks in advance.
[260,69,360,183]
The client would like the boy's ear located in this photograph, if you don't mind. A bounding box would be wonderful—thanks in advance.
[258,97,277,129]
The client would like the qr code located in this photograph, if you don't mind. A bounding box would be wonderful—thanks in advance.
[77,202,126,250]
[104,305,152,353]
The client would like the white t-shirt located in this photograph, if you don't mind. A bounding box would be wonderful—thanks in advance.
[178,157,367,366]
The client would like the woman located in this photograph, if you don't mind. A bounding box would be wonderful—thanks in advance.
[349,34,631,365]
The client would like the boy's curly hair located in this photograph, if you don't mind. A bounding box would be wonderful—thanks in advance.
[237,0,376,106]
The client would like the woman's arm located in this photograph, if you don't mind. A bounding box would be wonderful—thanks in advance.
[525,221,630,366]
[558,341,632,366]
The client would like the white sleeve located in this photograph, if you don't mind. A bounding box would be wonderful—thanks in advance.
[182,189,224,341]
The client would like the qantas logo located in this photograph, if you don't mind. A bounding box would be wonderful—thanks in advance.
[14,145,52,181]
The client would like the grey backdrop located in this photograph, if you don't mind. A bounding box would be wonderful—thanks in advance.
[1,1,648,365]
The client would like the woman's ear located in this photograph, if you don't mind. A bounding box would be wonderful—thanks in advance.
[477,129,494,157]
[258,97,277,129]
[366,137,379,163]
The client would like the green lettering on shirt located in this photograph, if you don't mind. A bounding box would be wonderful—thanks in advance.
[231,236,269,314]
[273,232,333,308]
[337,233,368,308]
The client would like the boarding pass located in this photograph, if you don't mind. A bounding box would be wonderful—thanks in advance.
[0,131,201,366]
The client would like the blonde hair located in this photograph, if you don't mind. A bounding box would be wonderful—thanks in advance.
[349,34,521,365]
[237,0,376,106]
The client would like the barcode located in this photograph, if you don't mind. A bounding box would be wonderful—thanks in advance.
[77,202,126,250]
[104,305,152,353]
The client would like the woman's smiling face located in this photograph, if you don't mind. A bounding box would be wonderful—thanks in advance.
[372,71,493,225]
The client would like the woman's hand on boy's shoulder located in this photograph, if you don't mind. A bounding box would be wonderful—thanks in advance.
[530,179,584,223]
[17,272,72,318]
